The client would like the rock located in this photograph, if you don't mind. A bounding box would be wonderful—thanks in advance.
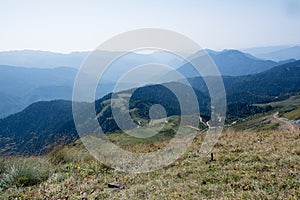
[108,182,125,189]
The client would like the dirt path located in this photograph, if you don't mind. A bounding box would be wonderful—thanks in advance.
[272,112,298,132]
[184,125,201,132]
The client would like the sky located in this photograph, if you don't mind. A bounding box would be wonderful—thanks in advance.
[0,0,300,53]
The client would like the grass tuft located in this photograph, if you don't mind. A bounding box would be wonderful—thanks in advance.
[0,158,50,188]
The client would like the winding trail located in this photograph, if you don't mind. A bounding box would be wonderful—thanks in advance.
[272,112,297,132]
[184,125,201,132]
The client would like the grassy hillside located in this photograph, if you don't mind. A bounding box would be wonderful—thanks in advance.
[231,95,300,132]
[255,95,300,120]
[282,107,300,120]
[0,121,299,199]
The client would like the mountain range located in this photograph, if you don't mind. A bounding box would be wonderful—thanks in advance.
[2,46,299,70]
[0,49,294,117]
[1,60,300,156]
[178,49,288,77]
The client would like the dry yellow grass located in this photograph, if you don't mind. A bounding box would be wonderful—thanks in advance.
[1,126,299,199]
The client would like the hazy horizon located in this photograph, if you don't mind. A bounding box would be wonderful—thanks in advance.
[0,44,300,55]
[1,0,300,53]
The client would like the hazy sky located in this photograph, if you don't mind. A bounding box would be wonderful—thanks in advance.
[1,0,300,53]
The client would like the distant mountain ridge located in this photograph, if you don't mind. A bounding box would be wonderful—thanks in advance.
[0,49,184,117]
[0,49,183,70]
[257,46,300,61]
[0,49,296,117]
[0,50,89,69]
[178,49,282,77]
[242,45,300,61]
